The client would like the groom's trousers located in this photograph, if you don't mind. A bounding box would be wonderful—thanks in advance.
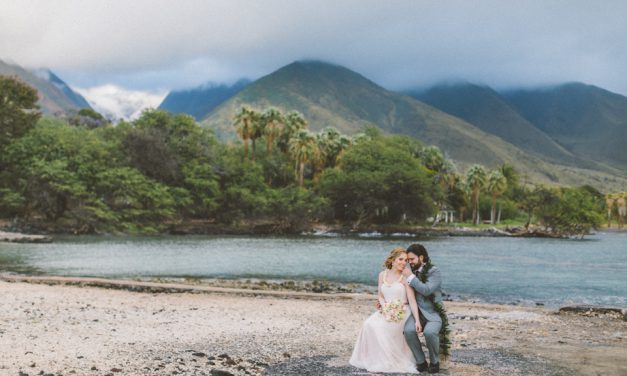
[403,312,442,365]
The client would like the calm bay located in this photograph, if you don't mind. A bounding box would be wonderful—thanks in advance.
[1,232,625,308]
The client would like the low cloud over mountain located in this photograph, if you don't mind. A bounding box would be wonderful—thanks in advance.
[75,84,166,121]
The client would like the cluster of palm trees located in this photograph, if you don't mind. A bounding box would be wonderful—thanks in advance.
[418,146,509,225]
[234,108,510,222]
[465,165,508,225]
[233,107,353,186]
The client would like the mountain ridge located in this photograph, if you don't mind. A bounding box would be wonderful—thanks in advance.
[406,83,618,174]
[0,59,91,114]
[502,82,627,173]
[159,79,250,120]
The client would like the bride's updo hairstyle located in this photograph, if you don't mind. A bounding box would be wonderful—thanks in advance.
[383,247,407,269]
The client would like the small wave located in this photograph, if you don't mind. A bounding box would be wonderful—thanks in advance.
[390,232,416,237]
[358,231,383,238]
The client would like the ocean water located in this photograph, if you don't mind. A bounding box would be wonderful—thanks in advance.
[1,232,625,308]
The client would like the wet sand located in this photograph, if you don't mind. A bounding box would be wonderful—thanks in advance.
[0,278,625,376]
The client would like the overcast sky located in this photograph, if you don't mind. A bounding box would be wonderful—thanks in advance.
[2,0,626,97]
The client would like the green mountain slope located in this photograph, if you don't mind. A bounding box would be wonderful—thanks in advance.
[407,84,598,167]
[0,59,91,114]
[503,83,627,174]
[201,61,626,190]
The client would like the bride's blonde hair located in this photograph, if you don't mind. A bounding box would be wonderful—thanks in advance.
[383,247,407,269]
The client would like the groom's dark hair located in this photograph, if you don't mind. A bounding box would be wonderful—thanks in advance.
[407,243,429,263]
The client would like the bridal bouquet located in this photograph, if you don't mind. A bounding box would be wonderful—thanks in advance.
[381,299,406,322]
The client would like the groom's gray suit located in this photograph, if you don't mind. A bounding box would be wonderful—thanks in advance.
[403,266,443,365]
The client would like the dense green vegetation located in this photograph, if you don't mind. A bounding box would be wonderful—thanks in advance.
[0,76,609,237]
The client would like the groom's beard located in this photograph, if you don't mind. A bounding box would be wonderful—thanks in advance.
[410,263,421,273]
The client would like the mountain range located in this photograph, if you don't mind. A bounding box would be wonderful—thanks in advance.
[2,58,625,190]
[502,83,627,174]
[183,61,626,189]
[408,83,626,175]
[0,59,91,114]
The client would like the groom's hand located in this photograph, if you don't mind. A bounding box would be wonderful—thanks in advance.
[402,264,412,277]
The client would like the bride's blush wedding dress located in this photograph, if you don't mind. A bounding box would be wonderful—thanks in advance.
[349,271,418,373]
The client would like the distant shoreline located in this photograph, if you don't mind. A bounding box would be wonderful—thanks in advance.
[4,219,607,239]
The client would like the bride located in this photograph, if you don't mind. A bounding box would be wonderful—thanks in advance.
[350,247,421,373]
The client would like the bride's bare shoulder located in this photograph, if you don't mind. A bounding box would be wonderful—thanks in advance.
[378,270,386,281]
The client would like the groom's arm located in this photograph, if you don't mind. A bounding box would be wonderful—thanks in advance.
[407,268,441,296]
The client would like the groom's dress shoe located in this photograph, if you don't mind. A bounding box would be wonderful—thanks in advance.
[428,362,440,373]
[416,361,428,372]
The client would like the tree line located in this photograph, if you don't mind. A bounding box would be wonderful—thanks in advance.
[0,76,606,236]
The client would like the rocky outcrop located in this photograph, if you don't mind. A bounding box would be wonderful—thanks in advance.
[559,305,626,321]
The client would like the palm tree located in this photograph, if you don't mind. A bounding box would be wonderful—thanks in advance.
[420,145,447,173]
[279,111,308,153]
[233,107,255,160]
[289,129,318,187]
[316,127,343,168]
[456,176,471,222]
[420,145,457,215]
[487,169,507,224]
[261,108,284,156]
[500,163,519,187]
[466,164,487,225]
[247,109,262,161]
[336,135,352,160]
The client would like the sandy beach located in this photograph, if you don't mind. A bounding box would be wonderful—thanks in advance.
[0,278,625,376]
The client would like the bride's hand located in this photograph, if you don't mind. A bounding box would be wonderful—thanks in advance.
[402,263,413,277]
[416,322,423,333]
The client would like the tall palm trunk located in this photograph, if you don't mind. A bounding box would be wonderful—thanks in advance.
[294,159,299,179]
[471,189,480,225]
[266,135,274,155]
[243,138,249,160]
[299,161,305,187]
[251,138,257,161]
[491,193,497,224]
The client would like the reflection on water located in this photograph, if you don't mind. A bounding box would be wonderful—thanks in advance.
[1,232,626,307]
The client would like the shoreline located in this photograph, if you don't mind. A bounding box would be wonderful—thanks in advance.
[7,219,623,238]
[2,273,625,312]
[0,278,625,375]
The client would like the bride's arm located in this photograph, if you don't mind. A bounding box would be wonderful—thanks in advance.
[406,285,422,332]
[377,271,386,307]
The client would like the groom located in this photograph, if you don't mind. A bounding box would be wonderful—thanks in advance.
[402,244,443,374]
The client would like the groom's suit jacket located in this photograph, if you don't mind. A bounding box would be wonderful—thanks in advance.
[409,266,443,323]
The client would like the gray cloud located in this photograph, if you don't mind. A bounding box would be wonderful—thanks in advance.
[1,0,626,95]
